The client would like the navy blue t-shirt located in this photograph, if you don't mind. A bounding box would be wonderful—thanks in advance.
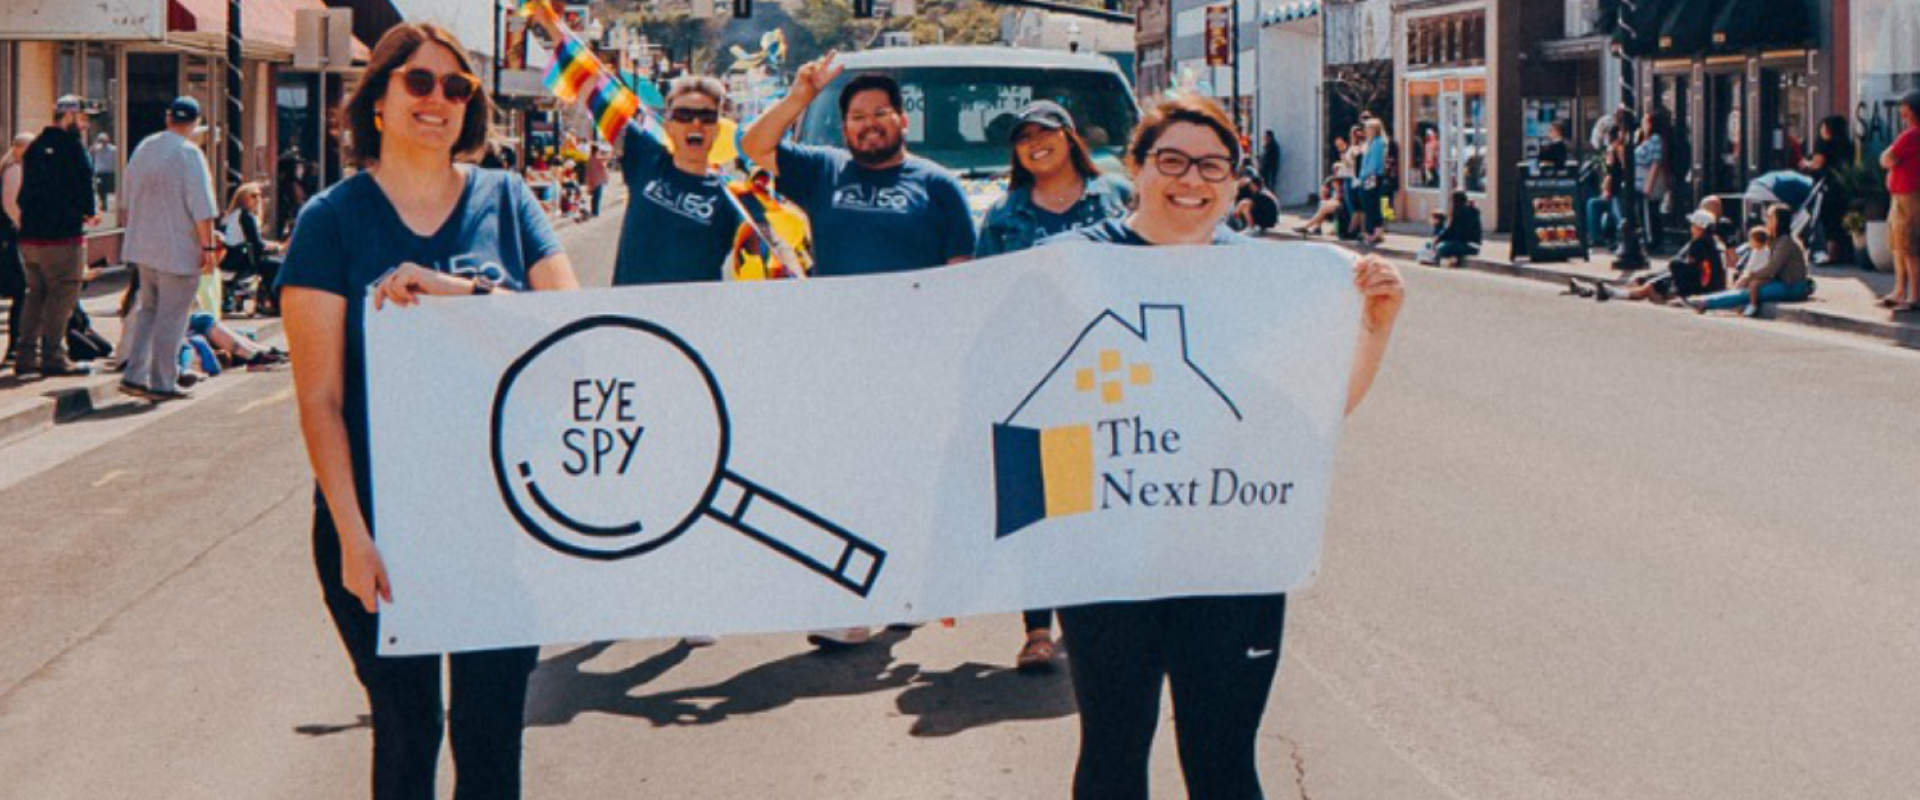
[1043,218,1247,247]
[774,141,976,276]
[614,124,742,286]
[278,167,562,518]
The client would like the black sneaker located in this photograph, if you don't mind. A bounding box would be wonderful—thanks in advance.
[1594,283,1614,303]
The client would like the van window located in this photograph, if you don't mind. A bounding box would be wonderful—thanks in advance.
[799,66,1139,176]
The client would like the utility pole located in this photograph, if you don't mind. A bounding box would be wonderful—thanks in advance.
[1229,0,1241,134]
[1611,0,1648,269]
[226,0,244,198]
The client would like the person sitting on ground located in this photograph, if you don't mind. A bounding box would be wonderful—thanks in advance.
[1576,209,1725,303]
[1418,190,1482,266]
[1686,205,1813,317]
[1231,175,1280,232]
[1294,171,1349,236]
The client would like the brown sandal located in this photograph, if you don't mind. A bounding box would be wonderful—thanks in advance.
[1016,633,1057,673]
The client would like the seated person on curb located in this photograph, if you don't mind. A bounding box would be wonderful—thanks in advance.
[1231,175,1280,232]
[1575,209,1725,303]
[1418,190,1482,266]
[1294,169,1349,236]
[1686,205,1814,317]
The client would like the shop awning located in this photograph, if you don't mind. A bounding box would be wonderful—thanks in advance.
[168,0,368,60]
[1655,0,1716,56]
[1260,1,1320,27]
[1710,0,1815,53]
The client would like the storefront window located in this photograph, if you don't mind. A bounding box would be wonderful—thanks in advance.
[1464,86,1486,193]
[58,43,120,228]
[1761,64,1811,174]
[1407,11,1486,71]
[1851,0,1920,155]
[1408,87,1440,189]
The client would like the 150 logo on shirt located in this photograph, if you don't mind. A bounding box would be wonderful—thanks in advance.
[831,186,912,213]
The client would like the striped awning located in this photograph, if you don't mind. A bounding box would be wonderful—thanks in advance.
[1261,0,1321,27]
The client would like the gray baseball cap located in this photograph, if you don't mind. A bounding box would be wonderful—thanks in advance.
[53,95,96,116]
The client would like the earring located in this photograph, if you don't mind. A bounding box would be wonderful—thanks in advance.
[374,114,384,132]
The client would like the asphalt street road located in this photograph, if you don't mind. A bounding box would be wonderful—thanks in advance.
[3,215,1918,799]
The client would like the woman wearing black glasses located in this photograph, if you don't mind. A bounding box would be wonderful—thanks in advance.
[279,23,578,799]
[527,5,743,287]
[1045,96,1404,800]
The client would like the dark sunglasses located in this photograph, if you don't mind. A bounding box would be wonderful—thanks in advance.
[667,107,721,124]
[397,68,479,103]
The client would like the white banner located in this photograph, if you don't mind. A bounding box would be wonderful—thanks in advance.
[368,242,1360,655]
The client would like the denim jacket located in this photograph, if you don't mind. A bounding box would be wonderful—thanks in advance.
[975,174,1133,258]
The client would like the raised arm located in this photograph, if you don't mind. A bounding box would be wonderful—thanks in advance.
[741,52,841,174]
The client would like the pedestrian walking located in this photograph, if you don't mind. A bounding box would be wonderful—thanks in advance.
[742,51,976,275]
[1040,95,1404,800]
[1800,116,1855,265]
[1259,129,1281,191]
[1636,109,1676,251]
[1356,117,1390,246]
[1880,91,1920,314]
[584,143,609,218]
[14,95,101,377]
[116,97,220,402]
[1,132,32,364]
[279,23,580,800]
[974,99,1132,671]
[743,50,976,647]
[91,133,117,212]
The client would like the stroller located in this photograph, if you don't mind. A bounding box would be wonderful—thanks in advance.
[1743,170,1819,242]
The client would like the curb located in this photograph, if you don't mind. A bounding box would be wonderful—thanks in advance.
[0,318,284,445]
[1291,234,1920,352]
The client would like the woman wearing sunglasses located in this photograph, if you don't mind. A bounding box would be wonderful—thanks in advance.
[527,4,743,286]
[1043,96,1404,800]
[279,23,579,799]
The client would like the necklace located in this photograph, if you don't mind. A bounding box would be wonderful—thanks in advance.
[1033,178,1085,211]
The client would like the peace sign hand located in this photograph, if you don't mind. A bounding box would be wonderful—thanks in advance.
[794,51,844,102]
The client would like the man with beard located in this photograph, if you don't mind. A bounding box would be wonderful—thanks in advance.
[15,95,101,377]
[742,51,976,275]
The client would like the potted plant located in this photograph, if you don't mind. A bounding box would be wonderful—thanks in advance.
[1831,156,1894,271]
[1843,211,1869,268]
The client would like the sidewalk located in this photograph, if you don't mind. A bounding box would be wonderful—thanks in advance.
[0,269,284,445]
[1275,209,1920,351]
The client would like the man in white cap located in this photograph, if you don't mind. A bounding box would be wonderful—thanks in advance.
[14,94,100,376]
[117,96,218,402]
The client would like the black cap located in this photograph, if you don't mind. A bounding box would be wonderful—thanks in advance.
[168,96,202,124]
[1008,100,1074,141]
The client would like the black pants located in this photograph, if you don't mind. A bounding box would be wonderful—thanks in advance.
[1058,594,1288,800]
[313,504,540,800]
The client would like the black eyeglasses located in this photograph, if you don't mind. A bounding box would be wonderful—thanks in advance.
[1148,148,1237,183]
[398,68,479,103]
[668,107,721,125]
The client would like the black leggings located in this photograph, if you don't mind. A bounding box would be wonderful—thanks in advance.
[313,503,540,800]
[1058,594,1288,800]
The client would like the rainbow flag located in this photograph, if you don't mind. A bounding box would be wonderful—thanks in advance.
[544,36,598,103]
[588,74,642,144]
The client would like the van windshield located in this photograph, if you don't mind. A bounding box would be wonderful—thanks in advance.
[797,65,1139,177]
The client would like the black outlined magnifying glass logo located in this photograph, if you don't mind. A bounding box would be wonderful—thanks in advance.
[490,316,884,596]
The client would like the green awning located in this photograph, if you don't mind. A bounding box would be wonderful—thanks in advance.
[1710,0,1814,52]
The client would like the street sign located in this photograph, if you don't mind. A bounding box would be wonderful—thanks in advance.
[294,8,355,73]
[0,0,165,41]
[1205,5,1231,67]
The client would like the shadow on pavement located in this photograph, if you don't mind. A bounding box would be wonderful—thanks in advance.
[894,660,1076,738]
[294,714,371,737]
[524,630,921,729]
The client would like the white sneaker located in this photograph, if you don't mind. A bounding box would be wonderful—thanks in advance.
[680,635,718,648]
[806,627,871,648]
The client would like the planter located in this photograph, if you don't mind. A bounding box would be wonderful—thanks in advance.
[1867,220,1895,272]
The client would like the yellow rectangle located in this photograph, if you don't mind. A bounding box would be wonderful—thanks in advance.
[1099,349,1121,373]
[1075,368,1096,391]
[1129,363,1153,386]
[1040,425,1094,517]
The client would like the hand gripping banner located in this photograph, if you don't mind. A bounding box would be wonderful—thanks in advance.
[366,242,1360,654]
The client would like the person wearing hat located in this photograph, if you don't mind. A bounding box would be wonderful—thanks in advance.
[91,132,118,213]
[13,94,101,376]
[116,96,220,401]
[1580,206,1726,303]
[976,100,1132,261]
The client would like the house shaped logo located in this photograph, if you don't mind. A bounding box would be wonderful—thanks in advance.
[992,304,1243,538]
